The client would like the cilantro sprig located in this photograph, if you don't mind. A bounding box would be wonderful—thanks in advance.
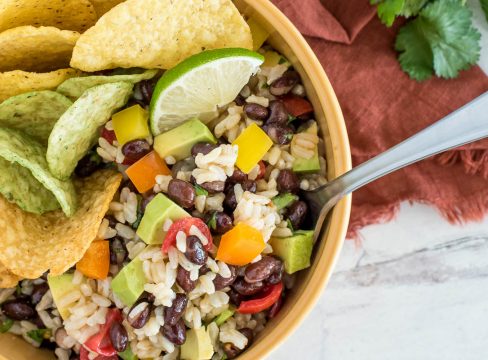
[371,0,483,81]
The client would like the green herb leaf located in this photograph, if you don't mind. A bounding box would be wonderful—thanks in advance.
[287,114,297,124]
[119,347,138,360]
[286,218,294,232]
[0,318,13,333]
[371,0,428,26]
[194,184,209,196]
[395,0,480,80]
[26,328,51,343]
[481,0,488,22]
[207,211,217,230]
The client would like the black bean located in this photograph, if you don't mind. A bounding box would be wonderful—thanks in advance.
[266,262,284,285]
[127,301,152,329]
[244,256,283,283]
[140,291,156,303]
[122,139,151,165]
[269,71,300,96]
[266,100,289,126]
[228,289,244,307]
[171,158,196,179]
[234,94,246,106]
[191,142,218,157]
[287,200,308,230]
[262,124,294,145]
[167,179,196,208]
[31,315,45,328]
[140,193,156,213]
[176,266,197,293]
[232,278,265,296]
[224,189,237,211]
[1,300,35,320]
[184,235,207,265]
[213,265,237,290]
[161,318,186,345]
[200,181,225,194]
[223,343,242,359]
[164,294,188,326]
[31,283,49,305]
[239,328,254,343]
[244,103,269,121]
[268,296,283,319]
[241,179,257,193]
[109,321,128,352]
[75,152,103,178]
[199,264,211,276]
[229,169,248,183]
[109,237,128,265]
[276,170,300,193]
[213,212,233,234]
[140,78,158,104]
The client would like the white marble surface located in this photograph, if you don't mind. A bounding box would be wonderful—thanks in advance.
[269,2,488,359]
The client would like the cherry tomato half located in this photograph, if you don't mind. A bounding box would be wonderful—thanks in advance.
[162,217,213,253]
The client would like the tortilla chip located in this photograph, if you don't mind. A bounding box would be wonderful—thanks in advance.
[0,0,97,33]
[57,69,157,98]
[0,127,77,216]
[0,91,72,144]
[90,0,126,17]
[0,262,21,288]
[70,0,252,71]
[0,68,80,102]
[47,82,133,180]
[0,26,80,73]
[0,170,122,279]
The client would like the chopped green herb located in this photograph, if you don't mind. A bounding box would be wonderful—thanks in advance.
[194,184,209,196]
[286,218,294,232]
[278,56,288,65]
[481,0,488,22]
[26,328,51,343]
[207,211,217,230]
[119,347,138,360]
[287,114,297,124]
[0,318,13,333]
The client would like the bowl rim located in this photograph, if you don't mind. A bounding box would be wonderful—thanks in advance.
[236,0,352,359]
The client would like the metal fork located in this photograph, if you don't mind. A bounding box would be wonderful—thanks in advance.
[304,91,488,241]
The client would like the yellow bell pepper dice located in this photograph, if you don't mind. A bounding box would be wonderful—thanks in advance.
[216,223,266,266]
[247,17,269,51]
[232,123,272,174]
[112,105,150,146]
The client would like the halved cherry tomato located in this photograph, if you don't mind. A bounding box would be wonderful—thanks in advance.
[84,308,122,356]
[237,282,283,314]
[280,95,313,117]
[101,127,117,145]
[162,217,213,253]
[80,346,118,360]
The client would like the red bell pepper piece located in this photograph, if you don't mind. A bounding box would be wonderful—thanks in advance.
[101,127,117,145]
[84,308,122,357]
[237,282,283,314]
[162,217,213,253]
[280,95,313,117]
[80,346,118,360]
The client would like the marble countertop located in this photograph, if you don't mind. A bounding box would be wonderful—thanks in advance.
[269,1,488,359]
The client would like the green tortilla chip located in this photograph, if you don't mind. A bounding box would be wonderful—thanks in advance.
[0,91,72,145]
[0,157,59,214]
[56,69,158,98]
[0,127,76,216]
[47,81,133,180]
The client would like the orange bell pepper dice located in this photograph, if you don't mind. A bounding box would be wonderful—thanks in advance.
[76,241,110,280]
[126,150,171,193]
[216,223,266,266]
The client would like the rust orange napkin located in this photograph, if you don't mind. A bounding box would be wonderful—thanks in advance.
[272,0,488,238]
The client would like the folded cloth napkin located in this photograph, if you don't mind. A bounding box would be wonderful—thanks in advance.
[272,0,488,239]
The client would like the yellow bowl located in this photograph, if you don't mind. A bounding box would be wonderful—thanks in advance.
[0,0,351,359]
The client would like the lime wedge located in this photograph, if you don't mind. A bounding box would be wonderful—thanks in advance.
[149,48,264,135]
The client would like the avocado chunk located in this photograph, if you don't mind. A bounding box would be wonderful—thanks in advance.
[292,122,320,173]
[180,327,214,360]
[136,193,190,244]
[270,230,314,274]
[47,273,79,320]
[111,257,146,307]
[272,193,298,210]
[213,309,234,326]
[153,118,216,161]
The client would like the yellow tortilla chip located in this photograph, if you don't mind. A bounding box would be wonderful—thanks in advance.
[0,68,80,102]
[90,0,126,17]
[0,170,122,279]
[0,262,21,288]
[0,0,97,33]
[0,26,80,73]
[71,0,252,71]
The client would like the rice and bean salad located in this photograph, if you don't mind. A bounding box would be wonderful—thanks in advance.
[0,45,326,360]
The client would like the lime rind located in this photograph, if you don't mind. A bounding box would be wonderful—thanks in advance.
[150,48,264,135]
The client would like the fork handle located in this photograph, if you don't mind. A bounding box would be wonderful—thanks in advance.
[324,91,488,210]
